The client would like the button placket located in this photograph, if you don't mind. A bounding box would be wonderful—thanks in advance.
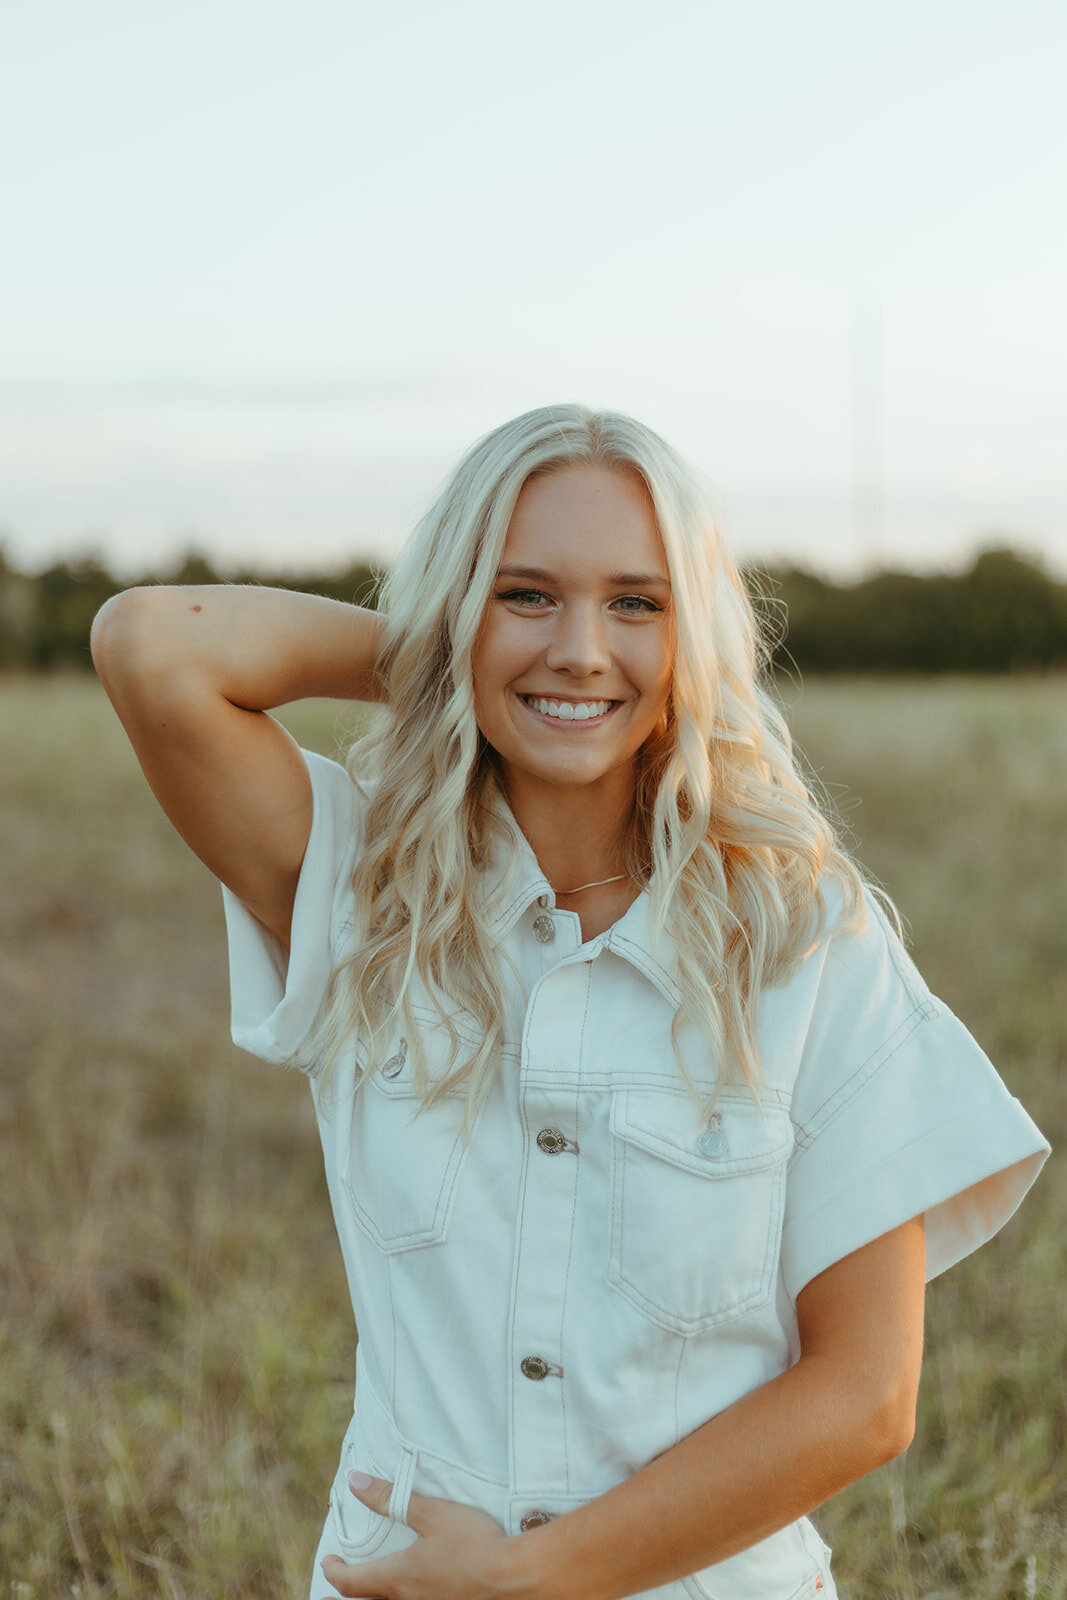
[520,1355,564,1380]
[508,1049,582,1488]
[536,1127,579,1155]
[519,1510,554,1531]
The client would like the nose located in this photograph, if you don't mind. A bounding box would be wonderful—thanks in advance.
[543,601,612,678]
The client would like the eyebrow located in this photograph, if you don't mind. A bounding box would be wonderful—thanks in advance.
[495,564,671,587]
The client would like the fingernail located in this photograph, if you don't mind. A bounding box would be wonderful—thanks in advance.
[348,1469,374,1492]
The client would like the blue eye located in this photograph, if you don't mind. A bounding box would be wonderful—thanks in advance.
[495,588,661,613]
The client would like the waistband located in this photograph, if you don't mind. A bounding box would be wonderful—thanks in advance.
[342,1371,594,1536]
[329,1377,837,1600]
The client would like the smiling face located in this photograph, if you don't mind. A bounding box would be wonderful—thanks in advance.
[471,462,675,819]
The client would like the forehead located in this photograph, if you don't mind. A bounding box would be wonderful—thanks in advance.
[502,463,667,574]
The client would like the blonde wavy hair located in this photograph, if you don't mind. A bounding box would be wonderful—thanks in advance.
[315,403,870,1122]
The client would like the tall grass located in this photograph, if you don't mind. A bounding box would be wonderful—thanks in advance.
[782,677,1066,1600]
[1,675,1062,1598]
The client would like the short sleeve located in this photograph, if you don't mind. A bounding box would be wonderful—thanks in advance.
[780,893,1050,1299]
[220,747,363,1073]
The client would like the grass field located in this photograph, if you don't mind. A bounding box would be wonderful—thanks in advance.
[1,673,1063,1599]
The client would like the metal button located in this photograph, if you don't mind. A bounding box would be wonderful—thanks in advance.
[381,1037,408,1079]
[532,913,555,944]
[697,1115,729,1159]
[520,1355,550,1380]
[536,1127,567,1155]
[520,1510,554,1531]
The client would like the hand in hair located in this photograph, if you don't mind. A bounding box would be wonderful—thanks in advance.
[91,583,385,948]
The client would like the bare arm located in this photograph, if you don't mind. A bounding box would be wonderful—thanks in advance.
[517,1216,925,1599]
[325,1216,926,1600]
[91,584,385,947]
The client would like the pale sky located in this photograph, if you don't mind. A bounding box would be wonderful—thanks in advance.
[1,0,1065,579]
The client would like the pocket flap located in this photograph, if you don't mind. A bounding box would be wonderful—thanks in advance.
[367,1006,482,1098]
[612,1091,793,1177]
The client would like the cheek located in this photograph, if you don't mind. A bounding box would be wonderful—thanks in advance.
[470,640,507,741]
[469,624,494,708]
[472,615,531,694]
[639,635,675,701]
[470,671,494,740]
[644,659,674,735]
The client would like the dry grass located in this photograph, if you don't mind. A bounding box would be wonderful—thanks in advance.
[1,674,1063,1598]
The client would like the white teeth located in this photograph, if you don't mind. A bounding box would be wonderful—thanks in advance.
[526,697,612,721]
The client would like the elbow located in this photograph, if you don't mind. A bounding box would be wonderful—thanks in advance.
[865,1383,918,1468]
[821,1362,919,1475]
[90,586,164,682]
[90,592,123,686]
[90,586,136,663]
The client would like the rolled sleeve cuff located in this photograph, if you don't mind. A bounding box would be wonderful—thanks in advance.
[781,1091,1050,1300]
[221,748,359,1072]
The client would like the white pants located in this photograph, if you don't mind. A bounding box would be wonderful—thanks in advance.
[307,1515,345,1600]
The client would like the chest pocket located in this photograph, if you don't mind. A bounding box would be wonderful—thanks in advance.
[609,1090,794,1335]
[343,1020,477,1254]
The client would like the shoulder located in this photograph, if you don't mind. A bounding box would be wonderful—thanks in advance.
[819,880,931,1010]
[779,867,926,1003]
[755,876,937,1096]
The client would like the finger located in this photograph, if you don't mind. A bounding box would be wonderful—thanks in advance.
[346,1470,393,1519]
[347,1471,439,1535]
[400,1488,437,1535]
[322,1550,398,1598]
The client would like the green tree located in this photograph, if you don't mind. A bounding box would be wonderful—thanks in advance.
[30,555,122,670]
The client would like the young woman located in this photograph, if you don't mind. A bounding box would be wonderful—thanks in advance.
[91,404,1048,1600]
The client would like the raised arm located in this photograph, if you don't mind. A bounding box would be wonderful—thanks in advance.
[91,584,385,948]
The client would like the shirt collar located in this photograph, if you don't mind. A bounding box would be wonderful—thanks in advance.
[478,787,682,1009]
[604,890,683,1008]
[478,787,554,938]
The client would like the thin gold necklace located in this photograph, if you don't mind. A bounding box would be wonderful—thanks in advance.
[555,872,627,895]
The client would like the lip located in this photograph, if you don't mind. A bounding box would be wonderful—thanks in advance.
[516,693,620,729]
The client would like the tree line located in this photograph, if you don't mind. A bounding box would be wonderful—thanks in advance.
[1,544,1065,675]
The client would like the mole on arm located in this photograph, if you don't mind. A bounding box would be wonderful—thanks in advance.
[190,604,202,613]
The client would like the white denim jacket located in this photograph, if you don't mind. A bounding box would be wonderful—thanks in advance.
[222,750,1049,1600]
